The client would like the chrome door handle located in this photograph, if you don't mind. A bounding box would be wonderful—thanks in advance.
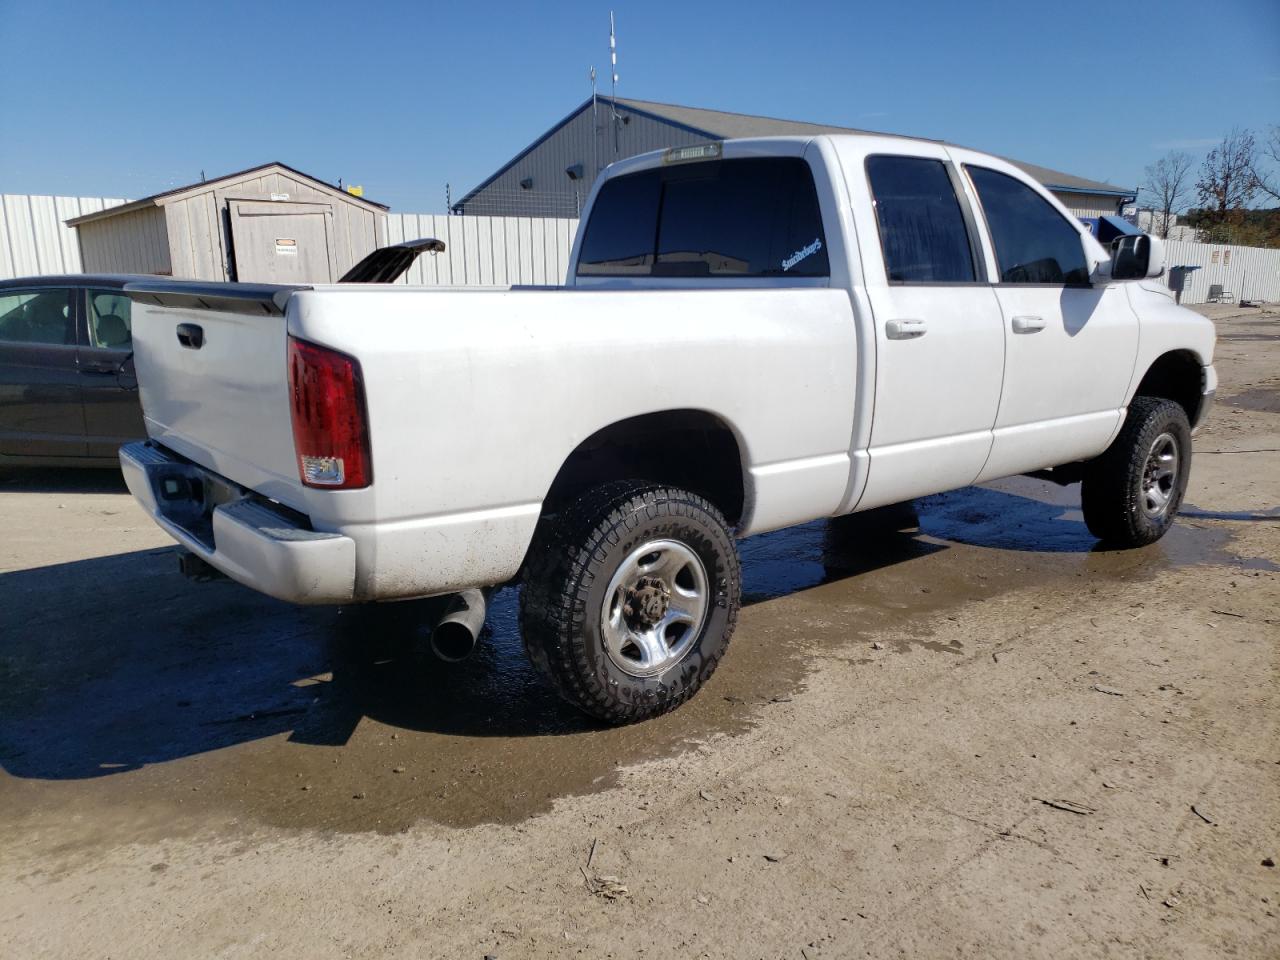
[1011,315,1046,334]
[885,319,927,340]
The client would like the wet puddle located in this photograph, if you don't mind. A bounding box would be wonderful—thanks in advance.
[0,476,1270,846]
[1220,385,1280,415]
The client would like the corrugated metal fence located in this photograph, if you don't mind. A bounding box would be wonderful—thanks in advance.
[385,213,577,286]
[1161,239,1280,305]
[4,193,1279,304]
[1,194,129,277]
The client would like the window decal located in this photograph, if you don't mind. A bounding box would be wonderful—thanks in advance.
[783,238,823,272]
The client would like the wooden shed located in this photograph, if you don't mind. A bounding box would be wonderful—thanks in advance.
[65,163,388,283]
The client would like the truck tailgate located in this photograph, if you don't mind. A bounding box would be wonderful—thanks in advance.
[125,281,307,511]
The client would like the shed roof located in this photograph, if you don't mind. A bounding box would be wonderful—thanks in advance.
[65,162,388,226]
[460,97,1135,206]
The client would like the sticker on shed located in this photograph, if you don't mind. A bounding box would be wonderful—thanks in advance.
[275,238,298,256]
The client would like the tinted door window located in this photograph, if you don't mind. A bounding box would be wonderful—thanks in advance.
[866,156,976,283]
[967,166,1089,285]
[0,289,75,344]
[88,291,132,348]
[577,158,828,278]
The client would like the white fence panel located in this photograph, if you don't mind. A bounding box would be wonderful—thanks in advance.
[384,213,579,287]
[0,194,129,279]
[1161,239,1280,305]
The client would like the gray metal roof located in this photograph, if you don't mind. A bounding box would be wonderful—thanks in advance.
[612,98,1135,197]
[460,97,1135,206]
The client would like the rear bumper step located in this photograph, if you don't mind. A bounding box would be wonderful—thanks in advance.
[121,441,355,604]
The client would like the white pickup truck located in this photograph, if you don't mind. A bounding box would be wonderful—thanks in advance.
[121,134,1216,723]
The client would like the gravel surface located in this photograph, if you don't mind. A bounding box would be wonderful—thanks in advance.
[1,305,1276,959]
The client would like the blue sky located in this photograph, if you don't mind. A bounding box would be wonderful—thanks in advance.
[1,0,1276,211]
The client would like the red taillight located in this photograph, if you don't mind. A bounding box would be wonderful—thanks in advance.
[287,336,371,489]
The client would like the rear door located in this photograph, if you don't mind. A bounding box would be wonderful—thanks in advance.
[229,201,336,283]
[80,288,145,457]
[957,160,1139,480]
[0,286,85,459]
[835,144,1006,509]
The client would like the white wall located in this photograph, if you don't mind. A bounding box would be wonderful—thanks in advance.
[384,213,578,286]
[1162,239,1280,305]
[1,194,129,277]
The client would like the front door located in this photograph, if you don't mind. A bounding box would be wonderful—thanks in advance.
[0,286,85,459]
[228,200,336,283]
[847,149,1005,510]
[80,288,145,458]
[961,164,1139,481]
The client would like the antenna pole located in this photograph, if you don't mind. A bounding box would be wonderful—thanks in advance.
[590,65,598,177]
[609,10,619,156]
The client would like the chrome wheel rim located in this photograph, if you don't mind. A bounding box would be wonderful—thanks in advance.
[600,539,709,678]
[1140,432,1180,519]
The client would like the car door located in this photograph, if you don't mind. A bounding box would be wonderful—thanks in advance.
[0,285,86,459]
[80,288,145,458]
[839,145,1006,510]
[959,160,1139,481]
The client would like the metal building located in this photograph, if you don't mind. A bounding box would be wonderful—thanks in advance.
[455,97,1135,220]
[65,163,388,283]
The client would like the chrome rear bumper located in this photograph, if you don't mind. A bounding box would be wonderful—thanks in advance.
[120,441,356,604]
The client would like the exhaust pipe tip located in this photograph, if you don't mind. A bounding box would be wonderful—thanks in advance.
[429,588,490,663]
[430,621,477,663]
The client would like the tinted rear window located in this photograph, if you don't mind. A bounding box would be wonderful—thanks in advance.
[577,158,828,278]
[866,155,976,283]
[573,171,660,275]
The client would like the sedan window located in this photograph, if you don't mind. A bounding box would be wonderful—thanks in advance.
[89,291,132,348]
[0,289,75,345]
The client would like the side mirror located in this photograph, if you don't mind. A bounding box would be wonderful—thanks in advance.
[1110,234,1165,280]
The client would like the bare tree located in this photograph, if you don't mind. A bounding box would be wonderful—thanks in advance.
[1196,128,1258,213]
[1195,128,1259,243]
[1140,151,1193,237]
[1251,124,1280,203]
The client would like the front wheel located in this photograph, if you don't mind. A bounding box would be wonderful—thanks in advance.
[520,482,741,724]
[1081,396,1192,547]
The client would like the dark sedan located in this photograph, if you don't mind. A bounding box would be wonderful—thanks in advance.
[0,274,150,466]
[0,241,445,467]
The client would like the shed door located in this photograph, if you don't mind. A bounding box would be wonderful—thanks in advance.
[228,200,336,283]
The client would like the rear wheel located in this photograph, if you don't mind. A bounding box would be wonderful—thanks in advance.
[1081,397,1191,547]
[520,482,740,724]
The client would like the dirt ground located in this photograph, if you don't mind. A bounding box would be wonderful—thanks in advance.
[1,304,1277,959]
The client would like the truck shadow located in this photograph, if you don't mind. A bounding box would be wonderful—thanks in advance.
[0,481,1236,785]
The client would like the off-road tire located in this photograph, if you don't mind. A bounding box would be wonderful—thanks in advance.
[519,481,741,724]
[1081,396,1191,547]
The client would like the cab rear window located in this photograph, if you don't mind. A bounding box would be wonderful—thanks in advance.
[577,157,829,279]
